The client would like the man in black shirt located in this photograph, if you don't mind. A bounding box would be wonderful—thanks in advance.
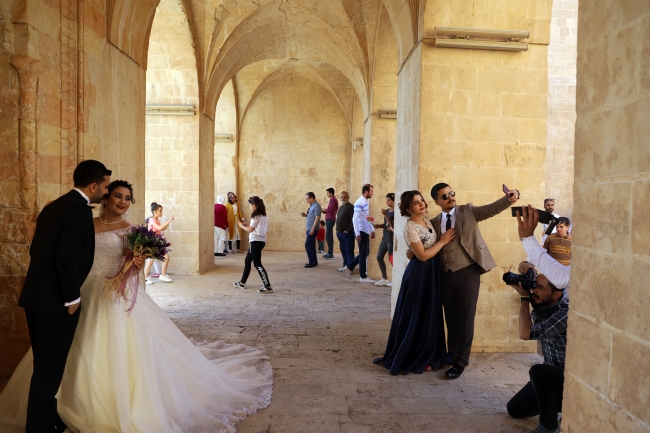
[507,268,568,433]
[335,191,355,272]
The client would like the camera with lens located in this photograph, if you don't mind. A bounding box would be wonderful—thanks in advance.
[502,269,538,291]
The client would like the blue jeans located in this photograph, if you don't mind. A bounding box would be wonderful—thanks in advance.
[348,232,370,278]
[317,240,324,251]
[305,229,318,266]
[325,219,336,254]
[337,231,356,267]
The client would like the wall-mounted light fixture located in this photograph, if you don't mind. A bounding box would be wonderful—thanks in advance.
[423,27,529,52]
[146,105,195,115]
[353,138,363,151]
[215,134,234,142]
[379,109,397,119]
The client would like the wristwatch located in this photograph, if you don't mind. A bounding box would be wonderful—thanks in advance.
[520,236,534,242]
[520,296,531,303]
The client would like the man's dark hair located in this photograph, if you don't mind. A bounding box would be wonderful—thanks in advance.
[326,188,335,194]
[544,198,555,204]
[73,160,111,188]
[248,196,266,217]
[431,183,450,201]
[362,184,373,194]
[557,217,571,226]
[306,192,316,199]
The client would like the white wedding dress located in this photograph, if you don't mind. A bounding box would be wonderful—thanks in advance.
[0,228,273,433]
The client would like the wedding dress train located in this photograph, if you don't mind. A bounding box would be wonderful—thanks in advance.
[0,228,272,433]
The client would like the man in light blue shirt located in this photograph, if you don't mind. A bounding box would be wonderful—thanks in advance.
[301,192,321,268]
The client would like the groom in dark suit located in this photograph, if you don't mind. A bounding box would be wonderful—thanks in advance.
[431,183,518,379]
[19,160,111,432]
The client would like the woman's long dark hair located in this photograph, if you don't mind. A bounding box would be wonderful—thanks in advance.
[248,196,266,218]
[398,190,427,217]
[103,180,135,203]
[150,202,162,215]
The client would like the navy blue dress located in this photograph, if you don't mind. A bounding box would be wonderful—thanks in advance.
[373,218,452,375]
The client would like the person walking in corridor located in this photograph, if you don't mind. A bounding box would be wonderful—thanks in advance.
[374,193,395,287]
[301,192,321,268]
[343,184,375,283]
[234,196,273,293]
[321,187,338,259]
[336,191,355,272]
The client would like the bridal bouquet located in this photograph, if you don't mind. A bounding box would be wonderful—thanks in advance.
[103,225,171,314]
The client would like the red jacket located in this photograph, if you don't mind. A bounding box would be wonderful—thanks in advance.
[316,227,325,241]
[214,204,228,230]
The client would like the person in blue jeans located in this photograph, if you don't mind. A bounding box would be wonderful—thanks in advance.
[343,184,376,283]
[300,192,321,268]
[335,191,355,272]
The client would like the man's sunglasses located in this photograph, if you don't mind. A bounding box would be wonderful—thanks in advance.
[440,191,456,201]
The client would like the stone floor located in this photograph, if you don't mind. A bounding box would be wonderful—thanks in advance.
[151,251,541,433]
[1,251,542,432]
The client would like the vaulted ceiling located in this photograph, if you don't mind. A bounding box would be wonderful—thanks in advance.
[108,0,417,119]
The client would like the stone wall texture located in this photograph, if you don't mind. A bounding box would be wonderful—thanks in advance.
[561,1,650,431]
[238,77,350,252]
[0,0,147,374]
[545,0,577,217]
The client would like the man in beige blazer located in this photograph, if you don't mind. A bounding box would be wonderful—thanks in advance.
[431,183,519,379]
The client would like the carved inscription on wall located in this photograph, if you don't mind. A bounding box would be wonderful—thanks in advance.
[503,144,545,169]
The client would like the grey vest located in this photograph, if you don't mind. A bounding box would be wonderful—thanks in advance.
[440,234,475,272]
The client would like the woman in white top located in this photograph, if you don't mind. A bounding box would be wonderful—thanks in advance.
[233,196,273,293]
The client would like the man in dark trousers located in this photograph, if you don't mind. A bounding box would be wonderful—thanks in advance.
[430,183,519,379]
[18,160,111,432]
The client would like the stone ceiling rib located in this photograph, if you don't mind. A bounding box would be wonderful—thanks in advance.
[204,9,370,119]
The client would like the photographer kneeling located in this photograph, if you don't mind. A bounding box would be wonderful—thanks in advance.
[505,266,568,433]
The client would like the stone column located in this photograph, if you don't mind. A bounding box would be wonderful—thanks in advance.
[9,57,41,213]
[561,2,650,431]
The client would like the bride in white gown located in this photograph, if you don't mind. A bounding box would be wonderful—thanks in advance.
[0,181,272,433]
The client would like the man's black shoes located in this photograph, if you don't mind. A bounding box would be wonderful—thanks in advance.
[304,264,316,268]
[445,365,464,379]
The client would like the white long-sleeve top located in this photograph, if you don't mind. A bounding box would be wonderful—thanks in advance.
[522,236,571,296]
[352,196,375,236]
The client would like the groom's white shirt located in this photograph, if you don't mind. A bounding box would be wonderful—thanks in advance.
[63,188,89,307]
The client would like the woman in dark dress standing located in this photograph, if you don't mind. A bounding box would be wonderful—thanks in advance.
[374,190,455,375]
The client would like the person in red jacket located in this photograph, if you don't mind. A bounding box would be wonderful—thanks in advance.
[214,195,229,256]
[316,220,326,253]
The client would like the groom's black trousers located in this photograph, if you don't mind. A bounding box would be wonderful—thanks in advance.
[24,307,80,433]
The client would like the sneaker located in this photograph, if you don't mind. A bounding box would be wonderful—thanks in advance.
[359,277,376,284]
[387,281,392,287]
[343,267,352,280]
[258,286,273,293]
[323,253,334,259]
[234,281,246,289]
[374,278,389,286]
[158,275,172,283]
[337,266,346,272]
[215,253,226,257]
[152,273,160,278]
[145,279,153,285]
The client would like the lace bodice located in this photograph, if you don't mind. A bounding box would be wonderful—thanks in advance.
[403,216,437,249]
[90,228,129,277]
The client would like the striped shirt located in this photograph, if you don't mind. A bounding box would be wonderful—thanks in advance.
[352,196,375,236]
[543,234,571,266]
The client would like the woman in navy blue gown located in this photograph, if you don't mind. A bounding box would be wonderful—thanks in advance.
[374,190,455,375]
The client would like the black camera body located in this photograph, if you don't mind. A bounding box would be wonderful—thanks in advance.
[502,269,538,291]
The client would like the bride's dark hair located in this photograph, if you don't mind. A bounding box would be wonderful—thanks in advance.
[102,180,135,203]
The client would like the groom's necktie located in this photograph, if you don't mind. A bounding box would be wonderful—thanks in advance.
[446,213,452,231]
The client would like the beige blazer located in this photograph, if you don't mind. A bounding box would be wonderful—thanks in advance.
[432,195,512,274]
[226,202,244,239]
